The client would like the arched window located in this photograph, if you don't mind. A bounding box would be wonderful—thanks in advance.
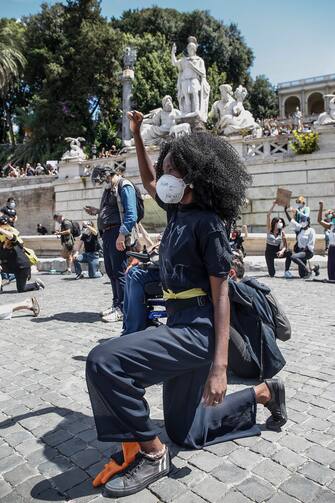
[308,92,324,115]
[284,96,301,117]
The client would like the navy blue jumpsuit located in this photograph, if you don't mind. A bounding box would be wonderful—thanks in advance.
[86,202,261,448]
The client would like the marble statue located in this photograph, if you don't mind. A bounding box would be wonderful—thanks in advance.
[292,107,303,131]
[314,95,335,126]
[171,36,210,122]
[140,96,185,145]
[210,84,260,136]
[62,137,86,160]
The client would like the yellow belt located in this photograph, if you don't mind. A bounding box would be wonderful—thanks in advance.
[163,288,207,300]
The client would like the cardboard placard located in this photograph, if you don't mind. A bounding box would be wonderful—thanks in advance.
[276,187,292,208]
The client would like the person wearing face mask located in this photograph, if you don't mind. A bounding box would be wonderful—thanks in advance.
[0,215,45,293]
[265,201,288,277]
[73,221,102,280]
[1,198,17,227]
[284,209,318,279]
[318,201,335,280]
[85,111,288,498]
[295,196,310,223]
[84,166,138,322]
[322,208,333,252]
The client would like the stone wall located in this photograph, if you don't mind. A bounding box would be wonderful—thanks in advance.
[3,128,335,236]
[54,133,335,233]
[242,150,335,232]
[0,176,56,234]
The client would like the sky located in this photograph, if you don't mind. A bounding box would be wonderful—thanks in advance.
[1,0,334,85]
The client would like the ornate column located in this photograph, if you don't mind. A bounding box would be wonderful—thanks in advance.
[121,47,137,146]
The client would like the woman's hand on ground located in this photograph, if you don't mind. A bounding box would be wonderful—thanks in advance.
[127,111,143,135]
[116,234,126,251]
[202,367,227,407]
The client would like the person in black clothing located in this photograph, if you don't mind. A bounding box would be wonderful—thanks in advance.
[0,215,45,293]
[85,111,288,498]
[73,221,102,279]
[53,213,75,273]
[37,224,48,235]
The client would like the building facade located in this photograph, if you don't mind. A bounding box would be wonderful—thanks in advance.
[278,73,335,119]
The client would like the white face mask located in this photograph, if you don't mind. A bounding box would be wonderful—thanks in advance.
[297,203,304,209]
[277,222,283,230]
[156,174,187,204]
[300,221,308,229]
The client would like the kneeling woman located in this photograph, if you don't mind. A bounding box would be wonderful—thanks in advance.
[0,215,44,293]
[265,201,287,277]
[86,112,288,498]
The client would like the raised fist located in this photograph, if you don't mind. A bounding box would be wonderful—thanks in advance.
[127,111,144,135]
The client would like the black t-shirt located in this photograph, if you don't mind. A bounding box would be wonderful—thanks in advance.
[60,219,73,244]
[157,197,232,295]
[81,233,100,253]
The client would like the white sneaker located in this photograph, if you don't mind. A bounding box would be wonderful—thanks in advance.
[100,306,116,317]
[284,271,293,279]
[102,308,123,323]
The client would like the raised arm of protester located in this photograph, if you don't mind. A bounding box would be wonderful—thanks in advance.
[267,201,276,232]
[127,111,156,198]
[318,201,331,230]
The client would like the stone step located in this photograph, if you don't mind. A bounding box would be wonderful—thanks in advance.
[36,255,329,273]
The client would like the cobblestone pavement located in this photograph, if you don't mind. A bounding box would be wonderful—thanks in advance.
[0,271,334,503]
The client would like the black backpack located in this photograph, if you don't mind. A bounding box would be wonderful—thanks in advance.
[118,179,144,223]
[71,220,81,238]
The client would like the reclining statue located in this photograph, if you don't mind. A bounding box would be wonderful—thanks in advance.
[140,96,190,145]
[210,84,260,136]
[314,95,335,126]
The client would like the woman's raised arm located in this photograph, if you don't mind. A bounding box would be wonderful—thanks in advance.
[127,111,157,199]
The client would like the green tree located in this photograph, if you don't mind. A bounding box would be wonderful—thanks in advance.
[248,75,279,119]
[0,20,26,91]
[112,8,254,87]
[126,33,178,112]
[17,0,124,161]
[0,19,26,144]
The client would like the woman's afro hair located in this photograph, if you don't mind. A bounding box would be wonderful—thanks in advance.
[156,132,252,223]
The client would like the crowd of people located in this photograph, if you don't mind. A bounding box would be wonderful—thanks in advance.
[0,162,58,178]
[1,110,334,498]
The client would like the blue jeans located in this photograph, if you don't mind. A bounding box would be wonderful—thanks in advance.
[102,228,127,308]
[1,272,15,282]
[123,266,161,335]
[74,252,102,278]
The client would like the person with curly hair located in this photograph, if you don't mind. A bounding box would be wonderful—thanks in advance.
[86,112,288,498]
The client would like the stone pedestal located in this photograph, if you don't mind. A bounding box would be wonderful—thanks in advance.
[315,125,335,152]
[58,159,88,179]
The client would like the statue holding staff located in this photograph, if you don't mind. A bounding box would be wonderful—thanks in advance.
[171,36,210,122]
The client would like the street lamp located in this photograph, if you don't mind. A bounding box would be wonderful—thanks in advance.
[123,46,137,70]
[121,46,137,145]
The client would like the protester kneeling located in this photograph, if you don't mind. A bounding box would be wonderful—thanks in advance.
[86,113,288,498]
[73,221,102,279]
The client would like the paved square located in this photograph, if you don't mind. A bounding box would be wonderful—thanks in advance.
[0,272,334,502]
